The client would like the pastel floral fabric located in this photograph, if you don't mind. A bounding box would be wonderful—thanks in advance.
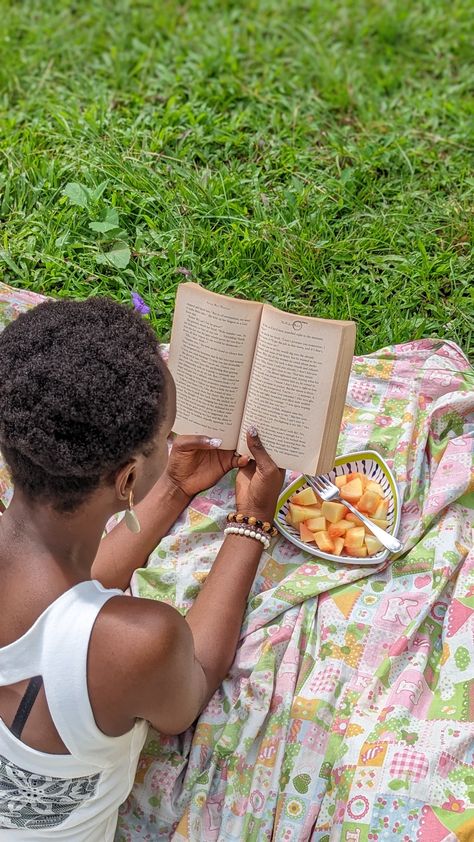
[118,339,474,842]
[0,284,472,842]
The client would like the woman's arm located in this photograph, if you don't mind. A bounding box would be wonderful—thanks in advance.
[89,429,284,736]
[91,474,190,590]
[90,531,265,737]
[184,431,283,699]
[183,533,263,702]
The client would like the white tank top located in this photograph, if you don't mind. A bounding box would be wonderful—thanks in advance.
[0,580,148,840]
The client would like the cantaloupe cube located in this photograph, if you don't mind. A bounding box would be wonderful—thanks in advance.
[321,501,346,523]
[365,535,383,555]
[366,480,384,497]
[370,518,389,529]
[374,499,389,519]
[346,544,368,558]
[289,504,322,524]
[306,516,326,532]
[333,537,344,556]
[289,504,307,524]
[344,526,365,547]
[346,512,364,526]
[338,518,355,533]
[328,519,356,539]
[347,471,367,488]
[314,531,335,553]
[356,491,380,515]
[328,522,345,539]
[285,511,293,525]
[290,487,318,507]
[340,478,364,503]
[302,509,322,523]
[300,523,316,543]
[335,475,347,488]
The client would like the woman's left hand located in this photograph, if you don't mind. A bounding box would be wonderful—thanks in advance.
[165,436,250,499]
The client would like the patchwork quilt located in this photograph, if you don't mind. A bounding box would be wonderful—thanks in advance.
[0,284,472,842]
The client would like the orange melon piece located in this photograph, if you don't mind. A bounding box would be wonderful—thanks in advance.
[374,499,389,519]
[337,518,355,533]
[290,487,318,507]
[344,526,365,547]
[347,471,367,488]
[328,522,346,540]
[302,509,322,523]
[370,518,389,529]
[300,523,316,543]
[366,480,384,497]
[321,501,346,523]
[289,504,322,524]
[333,537,344,555]
[365,535,383,555]
[306,516,326,532]
[356,491,380,515]
[340,478,364,503]
[346,512,364,526]
[335,475,347,488]
[328,519,356,539]
[314,531,335,553]
[346,544,368,558]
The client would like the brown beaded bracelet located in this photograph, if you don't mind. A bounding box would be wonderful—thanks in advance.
[226,512,278,537]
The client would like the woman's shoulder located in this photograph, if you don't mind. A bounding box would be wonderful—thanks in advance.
[87,593,193,735]
[92,592,187,673]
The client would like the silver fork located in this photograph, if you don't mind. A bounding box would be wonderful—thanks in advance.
[305,474,403,553]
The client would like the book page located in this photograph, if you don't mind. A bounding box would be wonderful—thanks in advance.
[167,283,262,449]
[237,305,348,473]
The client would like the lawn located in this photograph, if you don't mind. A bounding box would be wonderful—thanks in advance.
[1,0,473,357]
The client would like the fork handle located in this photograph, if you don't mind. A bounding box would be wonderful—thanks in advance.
[341,500,403,553]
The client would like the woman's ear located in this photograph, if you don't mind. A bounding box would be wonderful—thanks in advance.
[114,461,137,505]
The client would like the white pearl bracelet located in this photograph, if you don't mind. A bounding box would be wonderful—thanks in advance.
[224,525,270,549]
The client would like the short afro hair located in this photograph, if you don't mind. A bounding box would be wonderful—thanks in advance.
[0,296,167,511]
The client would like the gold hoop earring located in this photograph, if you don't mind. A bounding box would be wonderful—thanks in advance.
[124,490,141,534]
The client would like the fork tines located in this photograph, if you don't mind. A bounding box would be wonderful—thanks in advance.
[305,475,326,494]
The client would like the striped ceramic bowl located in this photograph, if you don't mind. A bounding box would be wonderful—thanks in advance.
[275,450,401,566]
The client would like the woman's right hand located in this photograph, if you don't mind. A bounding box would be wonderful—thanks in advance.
[235,427,285,523]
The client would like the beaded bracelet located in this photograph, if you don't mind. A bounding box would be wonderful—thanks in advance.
[224,525,270,549]
[226,512,278,537]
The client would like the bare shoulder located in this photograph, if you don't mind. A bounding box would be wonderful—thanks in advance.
[88,593,206,736]
[90,593,189,686]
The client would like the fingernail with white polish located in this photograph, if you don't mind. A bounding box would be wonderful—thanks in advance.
[248,425,258,437]
[209,437,222,447]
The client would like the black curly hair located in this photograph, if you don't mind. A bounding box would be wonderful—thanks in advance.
[0,296,168,512]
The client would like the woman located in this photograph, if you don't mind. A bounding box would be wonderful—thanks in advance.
[0,296,283,840]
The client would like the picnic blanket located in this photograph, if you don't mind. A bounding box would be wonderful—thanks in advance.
[0,285,473,842]
[117,339,474,842]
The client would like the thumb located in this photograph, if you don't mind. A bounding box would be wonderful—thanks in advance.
[231,453,250,468]
[245,425,274,470]
[173,435,223,452]
[236,454,250,467]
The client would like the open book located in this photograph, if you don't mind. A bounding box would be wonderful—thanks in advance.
[168,283,356,474]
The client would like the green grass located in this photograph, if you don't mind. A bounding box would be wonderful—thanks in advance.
[1,0,473,356]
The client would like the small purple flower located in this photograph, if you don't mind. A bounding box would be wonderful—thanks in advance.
[131,291,150,315]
